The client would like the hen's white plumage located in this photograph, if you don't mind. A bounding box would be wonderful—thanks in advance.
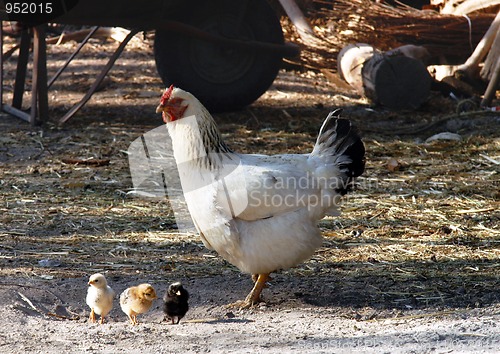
[157,86,365,307]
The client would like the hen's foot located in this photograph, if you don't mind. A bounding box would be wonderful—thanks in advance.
[227,273,270,309]
[227,299,257,309]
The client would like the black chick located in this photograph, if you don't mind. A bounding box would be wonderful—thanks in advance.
[163,282,189,324]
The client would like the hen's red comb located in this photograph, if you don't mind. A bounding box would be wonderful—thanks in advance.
[160,85,174,106]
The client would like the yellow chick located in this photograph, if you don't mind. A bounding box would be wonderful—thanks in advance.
[86,273,115,324]
[119,283,157,325]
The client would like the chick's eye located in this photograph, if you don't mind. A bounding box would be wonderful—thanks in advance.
[94,279,99,282]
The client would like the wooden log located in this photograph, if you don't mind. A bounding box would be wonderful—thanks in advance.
[361,53,432,109]
[481,57,500,107]
[455,11,500,79]
[337,43,377,94]
[479,31,500,105]
[436,0,500,15]
[385,45,430,64]
[428,64,459,80]
[278,0,320,45]
[481,23,500,81]
[338,44,432,109]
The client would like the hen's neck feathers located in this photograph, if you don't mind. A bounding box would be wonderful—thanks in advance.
[167,96,232,169]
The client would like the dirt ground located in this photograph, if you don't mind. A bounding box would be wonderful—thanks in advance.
[1,31,499,353]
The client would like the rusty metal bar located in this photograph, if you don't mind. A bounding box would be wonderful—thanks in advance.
[47,26,100,89]
[59,29,140,124]
[49,18,299,57]
[155,20,300,58]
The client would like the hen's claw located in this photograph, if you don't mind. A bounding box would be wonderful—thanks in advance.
[227,299,258,309]
[228,273,270,309]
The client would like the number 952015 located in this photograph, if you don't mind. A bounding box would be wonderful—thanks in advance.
[5,2,53,14]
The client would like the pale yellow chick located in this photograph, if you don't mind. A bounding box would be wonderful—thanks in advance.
[86,273,115,324]
[119,283,157,325]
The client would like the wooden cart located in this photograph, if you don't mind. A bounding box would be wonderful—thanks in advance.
[0,0,299,124]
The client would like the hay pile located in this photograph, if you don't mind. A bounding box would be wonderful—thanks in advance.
[283,0,496,70]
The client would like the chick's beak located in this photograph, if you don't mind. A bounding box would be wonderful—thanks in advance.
[176,290,181,296]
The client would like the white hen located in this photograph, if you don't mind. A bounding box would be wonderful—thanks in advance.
[156,86,365,307]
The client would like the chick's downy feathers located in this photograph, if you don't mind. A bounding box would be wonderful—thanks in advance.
[163,282,189,324]
[86,273,115,324]
[119,283,157,325]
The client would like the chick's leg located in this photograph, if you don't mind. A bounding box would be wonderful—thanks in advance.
[99,316,105,325]
[128,313,138,325]
[88,308,96,323]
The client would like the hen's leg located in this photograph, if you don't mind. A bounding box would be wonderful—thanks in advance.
[245,273,270,306]
[88,308,96,323]
[252,274,272,283]
[229,273,270,309]
[241,273,269,308]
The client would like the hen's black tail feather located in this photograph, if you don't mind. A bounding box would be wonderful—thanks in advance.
[311,109,365,195]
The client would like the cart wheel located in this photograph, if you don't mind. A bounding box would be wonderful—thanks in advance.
[154,0,284,112]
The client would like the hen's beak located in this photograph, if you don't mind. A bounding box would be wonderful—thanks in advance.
[156,97,188,123]
[155,104,164,114]
[156,102,171,123]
